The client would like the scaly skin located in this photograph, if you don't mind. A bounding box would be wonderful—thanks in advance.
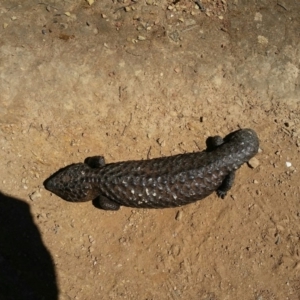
[44,128,259,210]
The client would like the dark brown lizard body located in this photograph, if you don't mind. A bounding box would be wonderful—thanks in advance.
[44,128,259,210]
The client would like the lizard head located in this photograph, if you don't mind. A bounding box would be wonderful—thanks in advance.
[44,163,99,202]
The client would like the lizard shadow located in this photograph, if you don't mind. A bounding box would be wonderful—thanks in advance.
[0,191,58,300]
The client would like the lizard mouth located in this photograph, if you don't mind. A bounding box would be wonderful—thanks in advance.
[43,177,55,192]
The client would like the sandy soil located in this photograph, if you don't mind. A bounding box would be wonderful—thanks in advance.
[0,0,299,299]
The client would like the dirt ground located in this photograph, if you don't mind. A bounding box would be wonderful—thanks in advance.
[0,0,299,299]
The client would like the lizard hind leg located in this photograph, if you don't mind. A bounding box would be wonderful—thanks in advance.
[216,171,235,199]
[205,135,224,151]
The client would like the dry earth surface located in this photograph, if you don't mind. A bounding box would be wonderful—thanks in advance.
[0,0,300,299]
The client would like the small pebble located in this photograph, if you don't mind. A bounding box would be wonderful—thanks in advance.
[119,237,127,244]
[156,138,165,147]
[248,157,259,168]
[133,15,140,20]
[170,244,181,256]
[254,12,262,22]
[175,210,183,221]
[29,191,42,201]
[286,161,292,168]
[257,35,268,45]
[185,19,196,26]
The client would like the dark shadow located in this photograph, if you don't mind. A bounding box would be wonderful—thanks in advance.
[0,192,58,300]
